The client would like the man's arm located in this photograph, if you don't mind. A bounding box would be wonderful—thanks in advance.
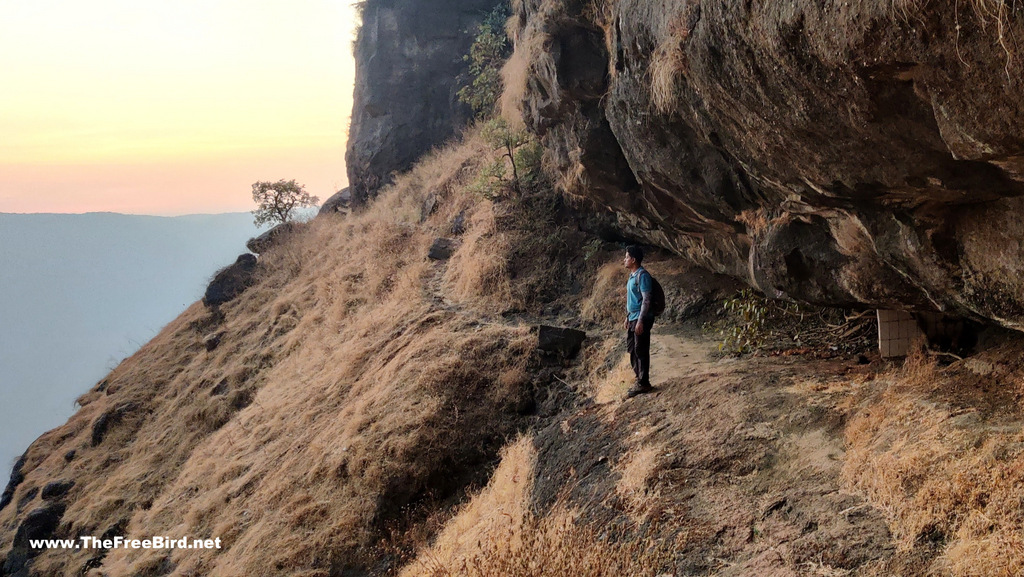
[635,270,652,335]
[635,291,651,335]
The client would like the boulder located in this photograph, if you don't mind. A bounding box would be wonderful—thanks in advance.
[3,503,66,577]
[203,254,258,308]
[451,209,467,235]
[210,379,229,396]
[537,326,587,359]
[15,487,38,512]
[90,402,139,447]
[420,194,438,223]
[203,332,223,352]
[40,480,74,501]
[246,222,296,254]
[428,238,455,261]
[0,454,26,512]
[318,188,351,215]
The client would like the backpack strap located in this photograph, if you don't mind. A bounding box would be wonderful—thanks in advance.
[639,267,652,292]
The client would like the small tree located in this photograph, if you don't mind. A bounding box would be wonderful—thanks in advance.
[483,118,542,192]
[251,179,319,226]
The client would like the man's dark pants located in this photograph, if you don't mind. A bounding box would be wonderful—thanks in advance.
[626,316,654,387]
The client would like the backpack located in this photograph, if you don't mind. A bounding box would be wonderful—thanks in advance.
[638,268,666,317]
[649,273,666,317]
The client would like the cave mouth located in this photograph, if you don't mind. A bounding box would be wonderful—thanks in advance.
[783,247,812,283]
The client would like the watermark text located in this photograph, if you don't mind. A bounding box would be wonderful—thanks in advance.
[30,536,222,550]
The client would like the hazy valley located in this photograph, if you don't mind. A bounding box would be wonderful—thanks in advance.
[0,212,264,469]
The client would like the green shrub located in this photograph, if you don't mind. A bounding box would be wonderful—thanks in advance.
[470,118,542,197]
[458,5,512,118]
[717,289,773,354]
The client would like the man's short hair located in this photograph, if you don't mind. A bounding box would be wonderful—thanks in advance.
[626,245,644,265]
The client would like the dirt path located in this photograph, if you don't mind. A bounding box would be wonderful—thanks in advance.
[531,326,900,576]
[650,327,735,384]
[424,257,901,574]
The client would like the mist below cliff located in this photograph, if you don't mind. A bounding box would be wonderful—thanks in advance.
[0,212,264,471]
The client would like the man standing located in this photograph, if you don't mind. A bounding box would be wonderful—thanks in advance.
[623,245,654,398]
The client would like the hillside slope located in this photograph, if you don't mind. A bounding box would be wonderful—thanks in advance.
[0,131,610,576]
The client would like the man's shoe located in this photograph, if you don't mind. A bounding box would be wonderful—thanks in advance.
[626,383,653,398]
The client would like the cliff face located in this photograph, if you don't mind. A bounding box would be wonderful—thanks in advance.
[345,0,500,203]
[505,0,1024,329]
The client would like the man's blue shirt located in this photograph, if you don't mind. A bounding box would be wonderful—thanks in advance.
[626,267,652,321]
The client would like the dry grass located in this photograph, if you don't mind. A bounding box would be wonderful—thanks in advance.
[499,46,531,132]
[397,436,536,577]
[500,0,561,131]
[400,437,675,577]
[649,17,691,114]
[443,202,514,310]
[559,164,590,198]
[614,443,662,514]
[584,342,634,404]
[734,208,772,240]
[0,126,598,577]
[842,347,1024,576]
[413,510,674,577]
[601,355,636,401]
[580,260,625,325]
[799,560,854,577]
[525,113,595,199]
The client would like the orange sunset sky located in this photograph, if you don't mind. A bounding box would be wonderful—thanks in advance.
[0,1,358,215]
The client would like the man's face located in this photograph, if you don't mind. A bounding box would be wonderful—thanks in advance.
[623,251,635,269]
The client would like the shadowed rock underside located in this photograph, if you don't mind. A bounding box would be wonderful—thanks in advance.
[506,0,1024,329]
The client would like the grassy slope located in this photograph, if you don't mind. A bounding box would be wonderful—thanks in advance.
[0,130,583,577]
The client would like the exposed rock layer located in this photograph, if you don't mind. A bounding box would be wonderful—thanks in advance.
[507,0,1024,328]
[346,0,501,203]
